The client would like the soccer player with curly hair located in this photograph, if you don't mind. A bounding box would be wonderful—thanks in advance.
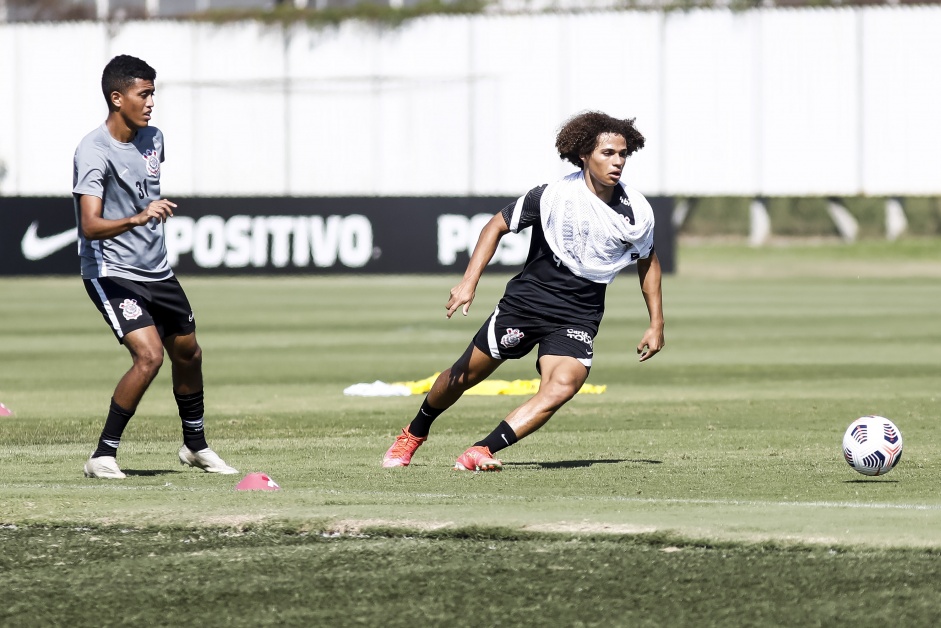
[73,55,237,479]
[383,111,664,471]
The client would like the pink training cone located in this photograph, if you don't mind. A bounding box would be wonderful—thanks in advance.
[0,403,13,417]
[235,472,280,491]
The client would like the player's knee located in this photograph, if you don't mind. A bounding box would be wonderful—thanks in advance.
[169,338,202,368]
[449,369,490,393]
[134,349,164,378]
[178,343,202,367]
[540,378,580,407]
[444,367,471,391]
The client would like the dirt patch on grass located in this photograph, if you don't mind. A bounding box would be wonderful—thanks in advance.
[200,514,272,527]
[325,518,456,535]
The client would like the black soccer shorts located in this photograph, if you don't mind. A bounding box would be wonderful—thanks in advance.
[84,276,196,343]
[472,304,597,370]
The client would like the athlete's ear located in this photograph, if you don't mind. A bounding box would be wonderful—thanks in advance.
[110,90,123,111]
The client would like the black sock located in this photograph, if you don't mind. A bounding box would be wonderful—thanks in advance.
[175,390,209,452]
[407,398,446,438]
[92,398,134,458]
[475,421,519,454]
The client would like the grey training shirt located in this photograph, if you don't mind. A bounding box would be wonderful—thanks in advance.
[72,123,173,281]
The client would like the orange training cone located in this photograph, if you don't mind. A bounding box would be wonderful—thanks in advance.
[235,472,280,491]
[0,403,13,417]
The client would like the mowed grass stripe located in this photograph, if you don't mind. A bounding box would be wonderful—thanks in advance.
[6,527,941,627]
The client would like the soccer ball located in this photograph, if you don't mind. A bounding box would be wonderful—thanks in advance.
[842,415,903,476]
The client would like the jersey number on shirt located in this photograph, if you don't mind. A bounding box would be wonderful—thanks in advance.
[135,181,148,200]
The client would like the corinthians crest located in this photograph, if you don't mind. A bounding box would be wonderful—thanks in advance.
[120,298,143,321]
[500,328,524,348]
[143,148,160,178]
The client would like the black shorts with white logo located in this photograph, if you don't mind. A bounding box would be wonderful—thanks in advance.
[84,276,196,343]
[472,304,597,370]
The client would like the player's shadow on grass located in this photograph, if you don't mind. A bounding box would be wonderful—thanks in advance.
[505,458,662,469]
[123,469,179,477]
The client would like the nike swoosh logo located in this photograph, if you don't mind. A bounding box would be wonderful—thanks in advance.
[21,222,77,260]
[120,168,129,176]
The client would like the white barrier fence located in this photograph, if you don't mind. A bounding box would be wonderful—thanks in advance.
[0,7,939,198]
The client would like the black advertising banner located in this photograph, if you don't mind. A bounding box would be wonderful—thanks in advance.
[1,196,675,276]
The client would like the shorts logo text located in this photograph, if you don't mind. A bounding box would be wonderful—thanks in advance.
[566,329,593,349]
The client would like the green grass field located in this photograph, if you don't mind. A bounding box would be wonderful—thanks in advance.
[2,240,940,626]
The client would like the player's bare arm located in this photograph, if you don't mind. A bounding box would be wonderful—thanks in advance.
[636,251,665,362]
[79,194,176,240]
[445,212,511,319]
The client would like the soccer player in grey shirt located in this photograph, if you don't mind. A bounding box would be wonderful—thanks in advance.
[73,55,237,479]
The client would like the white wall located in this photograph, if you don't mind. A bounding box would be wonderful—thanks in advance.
[0,6,938,197]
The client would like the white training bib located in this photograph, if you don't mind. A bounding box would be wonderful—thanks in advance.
[539,172,655,284]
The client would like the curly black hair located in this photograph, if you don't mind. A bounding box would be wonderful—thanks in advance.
[555,111,645,169]
[101,55,156,110]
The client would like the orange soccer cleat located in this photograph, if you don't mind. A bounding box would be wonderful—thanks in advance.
[382,427,427,468]
[454,445,503,472]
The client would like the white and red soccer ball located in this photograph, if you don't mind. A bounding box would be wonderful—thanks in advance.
[842,415,903,477]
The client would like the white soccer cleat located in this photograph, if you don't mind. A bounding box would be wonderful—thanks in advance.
[83,455,127,479]
[178,445,238,475]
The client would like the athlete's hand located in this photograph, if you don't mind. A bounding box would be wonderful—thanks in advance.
[446,280,477,319]
[637,325,665,362]
[134,199,177,226]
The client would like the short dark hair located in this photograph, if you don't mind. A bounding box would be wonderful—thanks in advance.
[555,111,645,169]
[101,55,156,110]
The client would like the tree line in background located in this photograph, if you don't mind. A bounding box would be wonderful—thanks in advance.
[4,0,940,24]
